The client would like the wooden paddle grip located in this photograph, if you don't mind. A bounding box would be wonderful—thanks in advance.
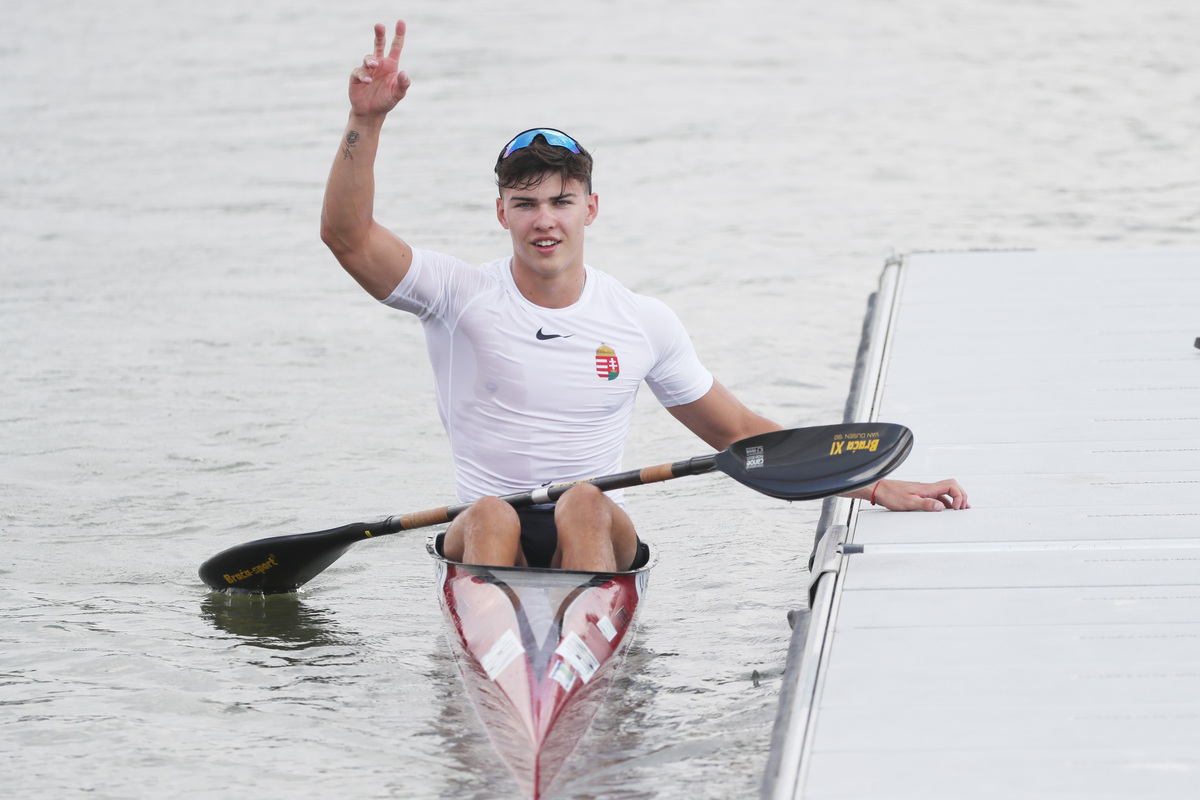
[639,463,677,484]
[396,506,454,530]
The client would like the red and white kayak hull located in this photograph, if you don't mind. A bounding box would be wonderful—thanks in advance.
[428,535,654,798]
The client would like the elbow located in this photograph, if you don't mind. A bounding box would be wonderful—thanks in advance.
[319,212,356,258]
[319,209,341,250]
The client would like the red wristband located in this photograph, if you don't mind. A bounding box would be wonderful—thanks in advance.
[870,481,881,506]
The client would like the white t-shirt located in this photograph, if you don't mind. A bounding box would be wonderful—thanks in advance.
[382,249,714,503]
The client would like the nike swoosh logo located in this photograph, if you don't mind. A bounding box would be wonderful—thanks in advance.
[536,327,574,340]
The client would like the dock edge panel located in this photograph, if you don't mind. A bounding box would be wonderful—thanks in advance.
[761,255,906,800]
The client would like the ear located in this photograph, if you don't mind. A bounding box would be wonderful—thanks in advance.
[496,196,510,230]
[585,193,599,226]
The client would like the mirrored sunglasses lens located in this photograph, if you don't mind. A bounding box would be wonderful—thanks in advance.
[502,129,580,158]
[502,131,537,158]
[538,131,580,152]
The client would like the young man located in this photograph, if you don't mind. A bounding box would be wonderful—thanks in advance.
[320,21,969,572]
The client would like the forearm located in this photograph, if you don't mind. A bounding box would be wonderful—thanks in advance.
[717,410,783,450]
[318,21,413,300]
[320,114,386,255]
[667,380,783,451]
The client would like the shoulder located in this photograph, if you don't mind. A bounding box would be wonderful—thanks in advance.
[409,249,480,275]
[406,250,509,286]
[584,272,692,362]
[475,256,512,278]
[586,267,670,312]
[382,250,504,313]
[586,267,687,331]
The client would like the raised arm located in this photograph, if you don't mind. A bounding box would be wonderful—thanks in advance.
[320,20,415,301]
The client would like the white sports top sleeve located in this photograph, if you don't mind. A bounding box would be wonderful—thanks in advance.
[381,249,714,503]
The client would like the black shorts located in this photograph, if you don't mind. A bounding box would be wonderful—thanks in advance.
[515,505,649,570]
[514,505,560,569]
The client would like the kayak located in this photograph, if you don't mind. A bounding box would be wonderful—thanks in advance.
[427,533,655,799]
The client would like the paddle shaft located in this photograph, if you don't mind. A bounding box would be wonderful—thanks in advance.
[199,423,910,592]
[371,454,719,537]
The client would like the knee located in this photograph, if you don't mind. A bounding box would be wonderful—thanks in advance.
[448,497,522,566]
[469,496,520,529]
[556,483,608,519]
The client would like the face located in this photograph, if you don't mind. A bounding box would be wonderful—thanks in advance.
[496,174,599,282]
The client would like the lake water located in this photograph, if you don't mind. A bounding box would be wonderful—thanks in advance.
[3,1,1198,797]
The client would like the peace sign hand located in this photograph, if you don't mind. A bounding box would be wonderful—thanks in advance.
[349,20,411,117]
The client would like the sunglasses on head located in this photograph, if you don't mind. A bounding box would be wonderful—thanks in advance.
[499,128,582,160]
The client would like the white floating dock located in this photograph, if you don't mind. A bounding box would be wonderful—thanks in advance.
[765,250,1200,799]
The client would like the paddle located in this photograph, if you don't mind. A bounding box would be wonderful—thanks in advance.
[198,422,912,593]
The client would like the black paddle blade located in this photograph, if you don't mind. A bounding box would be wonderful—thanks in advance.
[714,423,913,501]
[198,522,373,594]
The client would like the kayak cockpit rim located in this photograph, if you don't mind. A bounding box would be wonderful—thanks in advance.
[425,532,657,577]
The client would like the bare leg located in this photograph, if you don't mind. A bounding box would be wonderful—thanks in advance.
[553,484,639,571]
[442,496,524,567]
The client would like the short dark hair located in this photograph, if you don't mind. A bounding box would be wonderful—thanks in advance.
[495,133,593,195]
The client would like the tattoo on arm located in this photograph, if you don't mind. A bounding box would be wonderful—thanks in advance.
[342,130,360,160]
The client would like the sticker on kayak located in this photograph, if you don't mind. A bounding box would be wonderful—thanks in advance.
[555,632,600,683]
[481,629,522,681]
[596,615,618,642]
[615,606,631,630]
[549,660,577,692]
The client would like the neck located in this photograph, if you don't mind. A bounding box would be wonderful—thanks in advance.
[510,261,586,309]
